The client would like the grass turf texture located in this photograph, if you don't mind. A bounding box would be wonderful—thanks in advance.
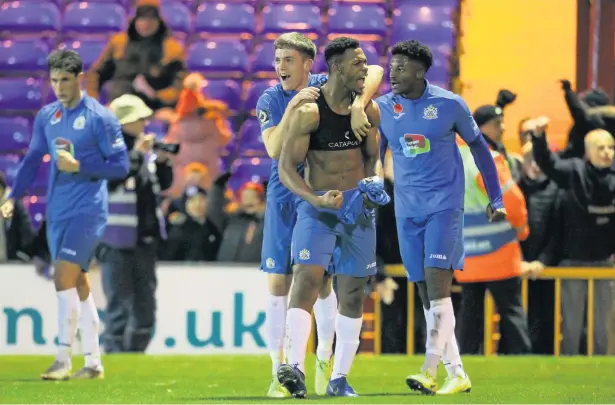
[0,355,613,403]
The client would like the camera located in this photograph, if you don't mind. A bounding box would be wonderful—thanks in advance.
[153,142,180,155]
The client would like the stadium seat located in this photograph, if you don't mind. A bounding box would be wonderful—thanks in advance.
[244,79,278,112]
[314,42,379,73]
[160,1,192,37]
[237,118,267,156]
[57,39,106,71]
[0,39,50,74]
[0,1,61,36]
[327,3,386,41]
[261,4,322,36]
[0,77,44,111]
[390,3,455,45]
[0,117,31,153]
[194,3,256,37]
[0,155,22,186]
[201,79,242,112]
[228,156,272,191]
[187,40,249,76]
[252,41,276,76]
[62,2,126,37]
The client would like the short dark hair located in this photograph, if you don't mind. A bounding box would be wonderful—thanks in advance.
[391,40,433,71]
[47,49,83,76]
[324,37,360,72]
[0,171,6,190]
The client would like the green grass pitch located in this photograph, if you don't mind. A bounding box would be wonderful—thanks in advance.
[1,355,614,403]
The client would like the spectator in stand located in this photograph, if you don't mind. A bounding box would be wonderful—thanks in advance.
[0,171,35,262]
[160,187,221,261]
[518,141,559,354]
[558,80,615,159]
[87,0,186,111]
[530,118,615,355]
[164,73,232,196]
[165,162,210,218]
[209,173,266,263]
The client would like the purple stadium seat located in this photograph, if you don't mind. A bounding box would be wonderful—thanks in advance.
[0,78,43,111]
[391,3,455,45]
[252,41,275,75]
[0,155,21,185]
[0,39,50,73]
[194,3,256,37]
[327,3,386,39]
[201,79,242,112]
[0,2,61,35]
[315,42,379,73]
[245,79,278,112]
[228,157,272,191]
[262,4,322,36]
[160,1,192,36]
[186,40,249,76]
[63,2,126,37]
[0,117,31,152]
[237,118,266,156]
[57,39,106,71]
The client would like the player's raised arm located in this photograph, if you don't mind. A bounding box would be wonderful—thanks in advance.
[362,101,382,177]
[454,95,504,216]
[6,112,49,201]
[78,113,130,180]
[278,103,321,205]
[350,65,384,138]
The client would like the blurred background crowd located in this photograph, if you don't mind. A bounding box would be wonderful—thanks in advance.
[0,0,614,356]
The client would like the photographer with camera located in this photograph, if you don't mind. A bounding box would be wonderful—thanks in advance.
[98,94,175,353]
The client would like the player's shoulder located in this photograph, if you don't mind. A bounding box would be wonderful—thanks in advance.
[83,95,118,123]
[260,83,284,101]
[38,100,62,122]
[295,102,320,129]
[427,84,465,108]
[375,92,396,112]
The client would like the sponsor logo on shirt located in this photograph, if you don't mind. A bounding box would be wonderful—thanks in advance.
[399,133,431,158]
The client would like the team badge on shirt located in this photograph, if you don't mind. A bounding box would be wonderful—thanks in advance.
[423,105,438,120]
[73,115,86,130]
[258,109,270,127]
[50,110,62,125]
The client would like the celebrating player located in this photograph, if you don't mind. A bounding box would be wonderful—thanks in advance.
[277,37,388,398]
[0,50,129,380]
[255,32,383,397]
[377,40,506,395]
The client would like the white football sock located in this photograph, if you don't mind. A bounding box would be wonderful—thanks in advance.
[314,290,337,362]
[265,293,287,375]
[423,306,464,377]
[285,308,312,374]
[423,298,455,378]
[56,288,80,363]
[331,313,362,380]
[79,293,102,368]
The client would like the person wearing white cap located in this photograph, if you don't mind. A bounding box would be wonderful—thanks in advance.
[98,94,174,353]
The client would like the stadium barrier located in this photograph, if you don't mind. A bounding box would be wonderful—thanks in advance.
[382,265,615,356]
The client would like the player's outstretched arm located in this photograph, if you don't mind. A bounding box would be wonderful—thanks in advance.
[278,103,321,206]
[78,114,130,180]
[454,96,504,211]
[7,112,49,201]
[363,101,382,178]
[350,65,384,139]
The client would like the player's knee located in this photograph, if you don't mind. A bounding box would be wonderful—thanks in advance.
[424,267,453,301]
[291,265,323,300]
[267,273,292,296]
[338,291,363,318]
[318,275,333,298]
[54,260,82,291]
[76,273,91,300]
